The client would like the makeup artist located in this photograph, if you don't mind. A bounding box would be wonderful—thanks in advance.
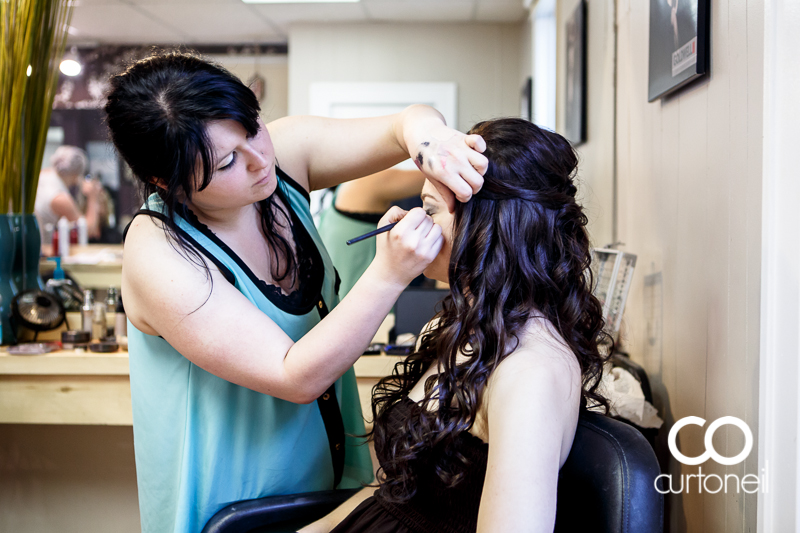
[104,51,487,533]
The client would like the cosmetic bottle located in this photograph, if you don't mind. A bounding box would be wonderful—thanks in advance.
[57,216,70,257]
[77,216,88,246]
[105,288,118,337]
[115,294,127,338]
[81,290,94,334]
[92,302,107,341]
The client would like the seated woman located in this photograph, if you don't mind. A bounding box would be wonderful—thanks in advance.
[301,118,610,533]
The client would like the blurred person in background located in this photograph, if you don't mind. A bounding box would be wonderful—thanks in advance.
[34,145,103,252]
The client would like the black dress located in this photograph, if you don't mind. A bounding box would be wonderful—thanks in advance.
[330,398,489,533]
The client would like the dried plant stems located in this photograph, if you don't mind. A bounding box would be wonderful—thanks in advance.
[0,0,73,214]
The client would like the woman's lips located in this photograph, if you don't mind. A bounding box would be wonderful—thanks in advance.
[254,173,271,187]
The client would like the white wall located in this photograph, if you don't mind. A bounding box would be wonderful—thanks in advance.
[612,0,764,531]
[556,0,616,249]
[288,23,525,132]
[210,54,289,123]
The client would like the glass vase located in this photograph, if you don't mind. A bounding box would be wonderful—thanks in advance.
[11,213,44,293]
[0,214,18,345]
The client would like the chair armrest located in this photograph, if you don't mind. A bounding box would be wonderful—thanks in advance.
[202,488,362,533]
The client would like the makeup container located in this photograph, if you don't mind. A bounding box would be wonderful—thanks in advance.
[89,341,119,353]
[62,330,91,351]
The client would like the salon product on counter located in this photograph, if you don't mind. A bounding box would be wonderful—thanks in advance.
[57,216,70,257]
[45,257,83,311]
[9,342,60,355]
[115,295,127,338]
[363,342,385,355]
[62,330,91,350]
[81,290,94,334]
[89,341,119,353]
[105,288,118,337]
[92,302,107,340]
[77,216,88,246]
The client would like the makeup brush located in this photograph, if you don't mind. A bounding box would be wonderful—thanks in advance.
[346,222,398,245]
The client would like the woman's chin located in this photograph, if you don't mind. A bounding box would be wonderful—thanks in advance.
[422,266,448,285]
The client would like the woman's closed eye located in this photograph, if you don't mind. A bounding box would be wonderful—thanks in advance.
[217,152,236,171]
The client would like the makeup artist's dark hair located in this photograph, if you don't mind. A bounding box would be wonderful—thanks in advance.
[370,118,610,502]
[105,50,297,289]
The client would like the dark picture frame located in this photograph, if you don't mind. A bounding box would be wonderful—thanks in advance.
[520,77,533,122]
[647,0,710,101]
[564,0,587,145]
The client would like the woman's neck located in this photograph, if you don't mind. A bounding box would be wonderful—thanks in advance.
[186,201,258,234]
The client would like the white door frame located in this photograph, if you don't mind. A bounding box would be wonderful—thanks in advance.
[758,1,800,531]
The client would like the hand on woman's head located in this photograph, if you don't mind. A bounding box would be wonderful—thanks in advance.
[413,131,488,213]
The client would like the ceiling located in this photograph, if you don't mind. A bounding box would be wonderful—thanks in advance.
[68,0,528,46]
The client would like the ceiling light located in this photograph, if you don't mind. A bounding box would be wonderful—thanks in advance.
[60,59,81,76]
[60,47,82,76]
[242,0,359,3]
[27,65,32,76]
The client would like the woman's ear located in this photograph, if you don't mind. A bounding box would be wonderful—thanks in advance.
[149,176,168,191]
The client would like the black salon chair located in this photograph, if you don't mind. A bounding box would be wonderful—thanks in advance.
[203,411,662,533]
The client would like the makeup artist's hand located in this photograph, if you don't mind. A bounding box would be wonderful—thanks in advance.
[370,206,443,288]
[401,106,488,212]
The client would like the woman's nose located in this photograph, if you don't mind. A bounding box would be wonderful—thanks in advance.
[246,147,269,171]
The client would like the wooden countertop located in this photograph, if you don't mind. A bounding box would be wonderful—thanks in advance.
[0,346,404,426]
[0,348,402,378]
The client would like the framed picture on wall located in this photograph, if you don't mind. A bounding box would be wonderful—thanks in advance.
[564,0,587,146]
[647,0,710,101]
[520,77,533,122]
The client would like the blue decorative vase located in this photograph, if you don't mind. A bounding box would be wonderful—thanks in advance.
[0,214,18,345]
[11,213,44,293]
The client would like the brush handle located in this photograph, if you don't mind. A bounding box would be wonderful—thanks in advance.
[346,222,399,245]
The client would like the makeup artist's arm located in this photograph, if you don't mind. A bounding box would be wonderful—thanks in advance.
[122,206,441,404]
[267,104,488,211]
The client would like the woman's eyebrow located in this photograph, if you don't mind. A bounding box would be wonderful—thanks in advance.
[420,193,437,203]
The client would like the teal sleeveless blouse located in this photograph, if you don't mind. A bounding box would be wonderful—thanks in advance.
[127,170,374,533]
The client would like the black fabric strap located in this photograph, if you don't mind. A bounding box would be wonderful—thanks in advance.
[315,297,346,489]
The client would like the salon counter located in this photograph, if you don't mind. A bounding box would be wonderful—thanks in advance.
[0,347,403,426]
[39,244,123,289]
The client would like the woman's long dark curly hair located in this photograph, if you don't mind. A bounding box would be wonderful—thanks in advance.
[370,118,611,502]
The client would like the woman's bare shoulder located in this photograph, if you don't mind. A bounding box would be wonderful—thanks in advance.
[481,321,582,443]
[122,214,222,335]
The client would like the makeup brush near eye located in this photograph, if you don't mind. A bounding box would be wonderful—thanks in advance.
[346,222,399,245]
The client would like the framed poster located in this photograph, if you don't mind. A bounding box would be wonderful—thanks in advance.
[520,77,533,121]
[648,0,710,101]
[564,0,587,145]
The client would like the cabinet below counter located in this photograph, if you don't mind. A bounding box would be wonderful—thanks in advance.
[0,349,403,426]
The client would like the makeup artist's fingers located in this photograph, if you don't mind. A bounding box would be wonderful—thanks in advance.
[431,181,457,214]
[372,207,438,286]
[379,206,408,227]
[420,221,443,258]
[464,133,487,154]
